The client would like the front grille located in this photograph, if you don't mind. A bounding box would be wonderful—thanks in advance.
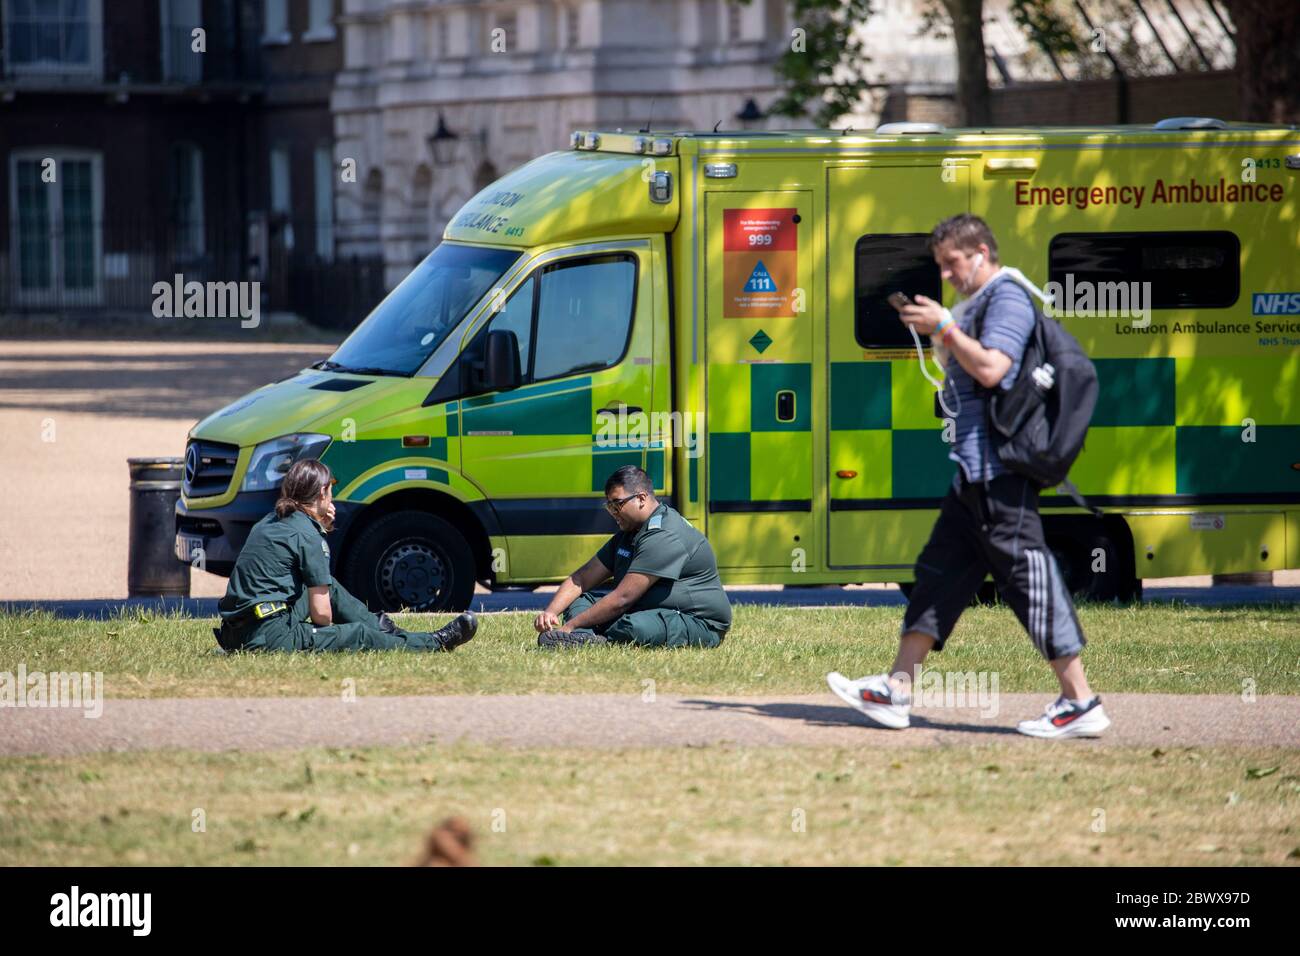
[184,439,239,498]
[177,516,224,537]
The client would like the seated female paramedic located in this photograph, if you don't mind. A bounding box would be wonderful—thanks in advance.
[214,459,476,653]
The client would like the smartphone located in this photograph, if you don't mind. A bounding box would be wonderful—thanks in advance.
[887,292,913,312]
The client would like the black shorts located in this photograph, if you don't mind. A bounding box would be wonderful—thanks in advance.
[902,472,1087,660]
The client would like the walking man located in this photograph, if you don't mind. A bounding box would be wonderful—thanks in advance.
[827,214,1110,738]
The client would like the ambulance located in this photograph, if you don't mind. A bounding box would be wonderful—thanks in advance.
[176,118,1300,611]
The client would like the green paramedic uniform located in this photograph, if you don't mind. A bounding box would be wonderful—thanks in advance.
[216,509,441,652]
[563,502,732,648]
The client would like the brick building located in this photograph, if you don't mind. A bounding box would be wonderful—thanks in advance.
[0,0,377,327]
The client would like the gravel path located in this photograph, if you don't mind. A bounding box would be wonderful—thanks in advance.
[3,692,1296,756]
[0,340,332,600]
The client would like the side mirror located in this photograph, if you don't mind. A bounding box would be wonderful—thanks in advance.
[479,329,521,391]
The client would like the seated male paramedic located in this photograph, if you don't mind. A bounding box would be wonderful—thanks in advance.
[533,465,732,649]
[215,458,477,653]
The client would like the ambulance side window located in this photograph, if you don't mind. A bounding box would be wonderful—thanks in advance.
[531,255,637,381]
[1048,231,1240,309]
[485,276,535,375]
[854,234,943,349]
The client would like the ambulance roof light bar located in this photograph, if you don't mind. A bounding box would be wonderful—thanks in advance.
[1153,117,1228,130]
[874,122,946,135]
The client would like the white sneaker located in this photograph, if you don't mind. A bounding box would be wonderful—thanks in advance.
[1016,695,1111,739]
[826,672,911,729]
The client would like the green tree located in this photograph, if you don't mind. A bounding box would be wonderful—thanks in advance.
[754,0,1295,127]
[1219,0,1300,123]
[942,0,992,125]
[753,0,998,126]
[759,0,877,127]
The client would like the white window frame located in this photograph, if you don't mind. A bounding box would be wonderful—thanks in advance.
[270,145,292,215]
[270,144,294,252]
[2,0,104,79]
[262,0,290,45]
[171,141,205,259]
[493,11,516,52]
[313,144,335,261]
[727,1,744,43]
[563,5,580,50]
[160,0,202,83]
[8,148,104,305]
[303,0,335,43]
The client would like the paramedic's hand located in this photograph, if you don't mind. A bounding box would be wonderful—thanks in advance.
[899,295,946,334]
[534,610,561,633]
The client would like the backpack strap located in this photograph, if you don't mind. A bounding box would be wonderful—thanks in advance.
[1059,476,1103,518]
[969,294,996,479]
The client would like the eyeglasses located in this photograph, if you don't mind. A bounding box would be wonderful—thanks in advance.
[604,492,641,514]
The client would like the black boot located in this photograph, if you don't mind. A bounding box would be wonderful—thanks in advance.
[432,611,477,651]
[538,628,608,649]
[376,611,402,636]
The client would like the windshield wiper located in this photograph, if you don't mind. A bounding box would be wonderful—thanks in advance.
[338,365,407,377]
[311,361,407,377]
[560,362,612,376]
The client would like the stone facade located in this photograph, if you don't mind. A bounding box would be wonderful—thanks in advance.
[330,0,1238,289]
[332,0,795,285]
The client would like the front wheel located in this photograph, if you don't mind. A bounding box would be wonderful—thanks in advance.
[341,511,476,612]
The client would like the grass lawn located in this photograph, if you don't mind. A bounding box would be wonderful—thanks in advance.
[2,742,1297,866]
[1,603,1297,699]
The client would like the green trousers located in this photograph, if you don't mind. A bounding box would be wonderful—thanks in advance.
[233,580,444,652]
[562,591,725,649]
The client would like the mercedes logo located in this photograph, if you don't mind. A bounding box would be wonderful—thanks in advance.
[184,444,199,488]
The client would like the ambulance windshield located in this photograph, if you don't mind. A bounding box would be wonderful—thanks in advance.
[323,243,521,376]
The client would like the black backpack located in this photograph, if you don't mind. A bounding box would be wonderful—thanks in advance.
[970,289,1100,513]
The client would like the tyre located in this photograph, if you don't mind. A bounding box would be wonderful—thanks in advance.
[341,511,477,612]
[1048,530,1126,604]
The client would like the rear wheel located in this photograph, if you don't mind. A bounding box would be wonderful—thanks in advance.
[1045,521,1140,604]
[901,530,1139,607]
[342,511,476,612]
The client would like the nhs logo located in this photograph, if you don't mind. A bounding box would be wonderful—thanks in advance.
[1252,292,1300,315]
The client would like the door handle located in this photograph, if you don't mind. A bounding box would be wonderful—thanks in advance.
[775,390,796,423]
[597,405,643,416]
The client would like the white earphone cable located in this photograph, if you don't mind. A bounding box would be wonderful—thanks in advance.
[905,252,983,421]
[908,322,960,419]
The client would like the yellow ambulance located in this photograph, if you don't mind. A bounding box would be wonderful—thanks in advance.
[177,118,1300,610]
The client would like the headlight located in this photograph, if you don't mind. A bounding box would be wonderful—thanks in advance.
[240,434,332,492]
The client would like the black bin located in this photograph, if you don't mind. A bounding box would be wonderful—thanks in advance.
[128,457,191,597]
